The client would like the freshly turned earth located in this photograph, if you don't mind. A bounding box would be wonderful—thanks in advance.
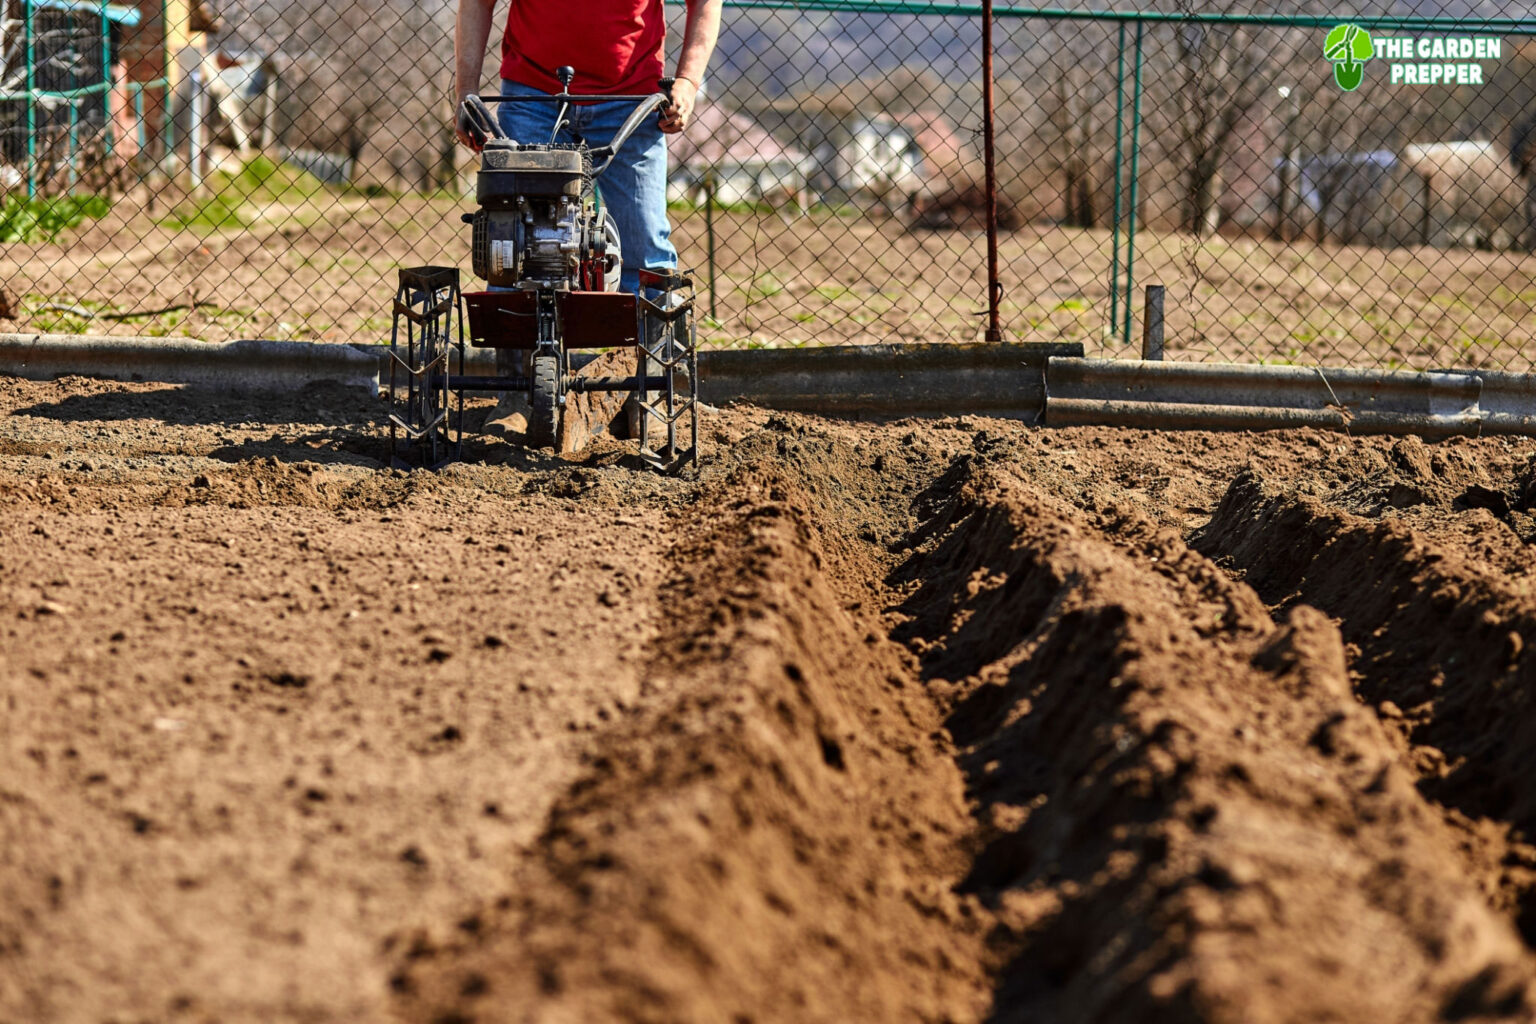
[3,375,1536,1022]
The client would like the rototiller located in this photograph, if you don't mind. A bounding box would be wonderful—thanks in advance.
[385,67,698,470]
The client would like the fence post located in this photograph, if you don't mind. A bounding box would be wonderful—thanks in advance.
[1109,21,1125,342]
[188,66,205,191]
[981,0,1002,342]
[1121,20,1144,347]
[24,0,36,198]
[134,87,145,157]
[705,169,718,322]
[100,0,113,162]
[1141,284,1164,360]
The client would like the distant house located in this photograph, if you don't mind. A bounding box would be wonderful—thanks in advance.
[667,102,810,208]
[824,115,923,210]
[740,102,955,213]
[896,110,968,184]
[1277,140,1526,249]
[1399,140,1526,249]
[895,110,1031,232]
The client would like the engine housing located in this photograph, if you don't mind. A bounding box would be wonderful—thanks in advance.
[470,140,620,291]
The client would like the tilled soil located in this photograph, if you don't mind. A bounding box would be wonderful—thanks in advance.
[5,376,1536,1022]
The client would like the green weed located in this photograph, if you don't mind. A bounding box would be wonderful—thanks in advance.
[224,154,328,203]
[159,155,330,233]
[0,194,111,243]
[741,272,786,301]
[160,191,249,232]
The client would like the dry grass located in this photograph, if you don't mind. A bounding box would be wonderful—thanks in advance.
[3,184,1534,371]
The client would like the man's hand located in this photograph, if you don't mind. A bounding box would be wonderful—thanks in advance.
[659,77,697,134]
[458,93,497,151]
[456,94,483,151]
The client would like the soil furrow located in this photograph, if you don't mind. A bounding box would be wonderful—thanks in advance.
[387,464,994,1024]
[1194,469,1536,946]
[898,463,1536,1022]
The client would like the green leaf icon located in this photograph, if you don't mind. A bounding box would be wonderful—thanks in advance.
[1323,23,1373,63]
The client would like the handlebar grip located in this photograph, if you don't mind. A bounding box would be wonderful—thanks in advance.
[658,77,676,101]
[458,95,506,147]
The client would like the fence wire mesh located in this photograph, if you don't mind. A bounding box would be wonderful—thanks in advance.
[0,0,1534,371]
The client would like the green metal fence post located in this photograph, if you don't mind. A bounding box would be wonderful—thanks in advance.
[102,0,114,160]
[24,0,36,198]
[1121,19,1143,348]
[68,105,78,187]
[1109,20,1125,341]
[134,86,146,156]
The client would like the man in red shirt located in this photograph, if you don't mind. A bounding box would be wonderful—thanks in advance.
[454,0,722,295]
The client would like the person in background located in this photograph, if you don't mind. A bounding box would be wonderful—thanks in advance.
[453,0,722,296]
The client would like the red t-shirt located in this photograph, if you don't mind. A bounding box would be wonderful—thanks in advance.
[499,0,666,96]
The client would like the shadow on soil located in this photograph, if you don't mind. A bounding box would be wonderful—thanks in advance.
[10,382,648,472]
[14,381,380,428]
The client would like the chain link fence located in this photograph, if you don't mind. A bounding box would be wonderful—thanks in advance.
[1,0,1534,370]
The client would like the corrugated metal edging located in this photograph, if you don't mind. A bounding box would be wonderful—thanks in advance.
[352,341,1077,421]
[7,339,1536,439]
[1448,370,1536,435]
[1045,358,1536,437]
[699,342,1081,419]
[354,340,1072,420]
[0,334,380,392]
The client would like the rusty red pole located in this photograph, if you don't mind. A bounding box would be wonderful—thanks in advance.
[982,0,1002,342]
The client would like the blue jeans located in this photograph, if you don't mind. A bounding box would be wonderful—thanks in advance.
[497,79,676,295]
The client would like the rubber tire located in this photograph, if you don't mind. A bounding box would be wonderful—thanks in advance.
[528,354,559,449]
